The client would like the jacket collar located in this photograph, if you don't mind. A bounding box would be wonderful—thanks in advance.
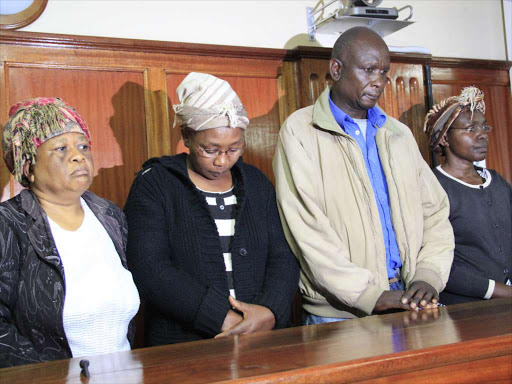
[20,189,63,270]
[19,189,123,269]
[312,88,406,138]
[312,88,345,135]
[143,152,248,219]
[143,152,246,190]
[81,191,127,267]
[328,92,386,129]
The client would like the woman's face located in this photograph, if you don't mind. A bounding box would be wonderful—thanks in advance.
[28,132,94,199]
[445,110,489,163]
[185,127,245,181]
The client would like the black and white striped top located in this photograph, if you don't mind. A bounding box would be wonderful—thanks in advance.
[198,187,237,298]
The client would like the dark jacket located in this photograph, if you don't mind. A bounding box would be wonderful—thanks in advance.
[124,154,299,346]
[434,167,512,304]
[0,190,133,367]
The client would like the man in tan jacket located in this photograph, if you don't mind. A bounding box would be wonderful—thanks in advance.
[273,27,454,323]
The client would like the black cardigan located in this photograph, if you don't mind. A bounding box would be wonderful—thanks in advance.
[434,167,512,305]
[124,154,299,346]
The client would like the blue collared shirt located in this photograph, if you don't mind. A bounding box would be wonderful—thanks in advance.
[329,94,401,278]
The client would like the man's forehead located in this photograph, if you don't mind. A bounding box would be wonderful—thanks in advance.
[348,41,389,63]
[344,34,388,59]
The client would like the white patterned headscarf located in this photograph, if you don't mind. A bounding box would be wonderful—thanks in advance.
[173,73,249,131]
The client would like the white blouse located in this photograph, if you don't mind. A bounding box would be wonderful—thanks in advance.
[48,199,140,358]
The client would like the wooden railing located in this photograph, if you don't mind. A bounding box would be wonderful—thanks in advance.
[1,299,511,383]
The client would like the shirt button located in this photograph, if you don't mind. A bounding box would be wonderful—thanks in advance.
[355,130,360,135]
[220,205,225,210]
[494,223,499,228]
[239,248,247,256]
[487,202,492,206]
[498,246,504,252]
[505,269,509,274]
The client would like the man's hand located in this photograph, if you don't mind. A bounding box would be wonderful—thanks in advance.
[215,296,276,338]
[373,290,410,313]
[400,281,438,310]
[401,305,441,326]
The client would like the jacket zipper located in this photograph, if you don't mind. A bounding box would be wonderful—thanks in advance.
[383,131,411,275]
[339,132,383,253]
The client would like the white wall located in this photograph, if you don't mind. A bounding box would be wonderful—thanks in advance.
[503,0,512,94]
[18,0,508,60]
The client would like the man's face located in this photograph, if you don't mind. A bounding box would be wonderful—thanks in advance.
[330,36,390,119]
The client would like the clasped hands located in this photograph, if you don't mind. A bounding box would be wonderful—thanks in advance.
[215,296,276,338]
[374,281,439,313]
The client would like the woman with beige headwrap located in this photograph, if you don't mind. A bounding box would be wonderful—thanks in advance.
[424,86,512,305]
[124,73,299,346]
[0,98,140,367]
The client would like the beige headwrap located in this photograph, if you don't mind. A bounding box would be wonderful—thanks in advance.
[173,72,249,131]
[424,86,485,151]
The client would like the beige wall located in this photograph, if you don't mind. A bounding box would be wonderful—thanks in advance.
[19,0,508,60]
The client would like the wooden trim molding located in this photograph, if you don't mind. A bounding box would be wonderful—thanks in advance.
[430,57,512,71]
[287,46,432,64]
[0,0,48,30]
[0,30,290,60]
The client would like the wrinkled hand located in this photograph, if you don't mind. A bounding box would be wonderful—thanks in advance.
[373,290,410,313]
[215,296,276,338]
[220,309,243,332]
[400,281,438,310]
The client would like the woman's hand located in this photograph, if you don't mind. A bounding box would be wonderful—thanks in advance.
[215,296,276,338]
[491,282,512,298]
[220,309,243,332]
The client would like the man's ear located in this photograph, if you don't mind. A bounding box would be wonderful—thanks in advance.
[329,58,342,81]
[23,161,35,184]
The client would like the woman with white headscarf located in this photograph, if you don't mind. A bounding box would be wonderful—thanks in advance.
[424,87,512,305]
[124,73,299,346]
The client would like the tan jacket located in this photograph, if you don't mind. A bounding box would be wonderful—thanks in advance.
[273,89,454,318]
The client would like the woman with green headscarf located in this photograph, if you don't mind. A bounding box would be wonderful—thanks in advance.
[0,97,140,367]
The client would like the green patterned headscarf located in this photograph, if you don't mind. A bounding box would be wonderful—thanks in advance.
[2,97,91,187]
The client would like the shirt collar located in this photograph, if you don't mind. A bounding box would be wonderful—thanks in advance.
[328,92,386,129]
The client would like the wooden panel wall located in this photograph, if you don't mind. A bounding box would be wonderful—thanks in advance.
[431,58,512,183]
[289,48,432,163]
[0,31,290,205]
[1,32,510,202]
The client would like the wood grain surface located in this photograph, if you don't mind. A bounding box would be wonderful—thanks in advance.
[0,299,510,384]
